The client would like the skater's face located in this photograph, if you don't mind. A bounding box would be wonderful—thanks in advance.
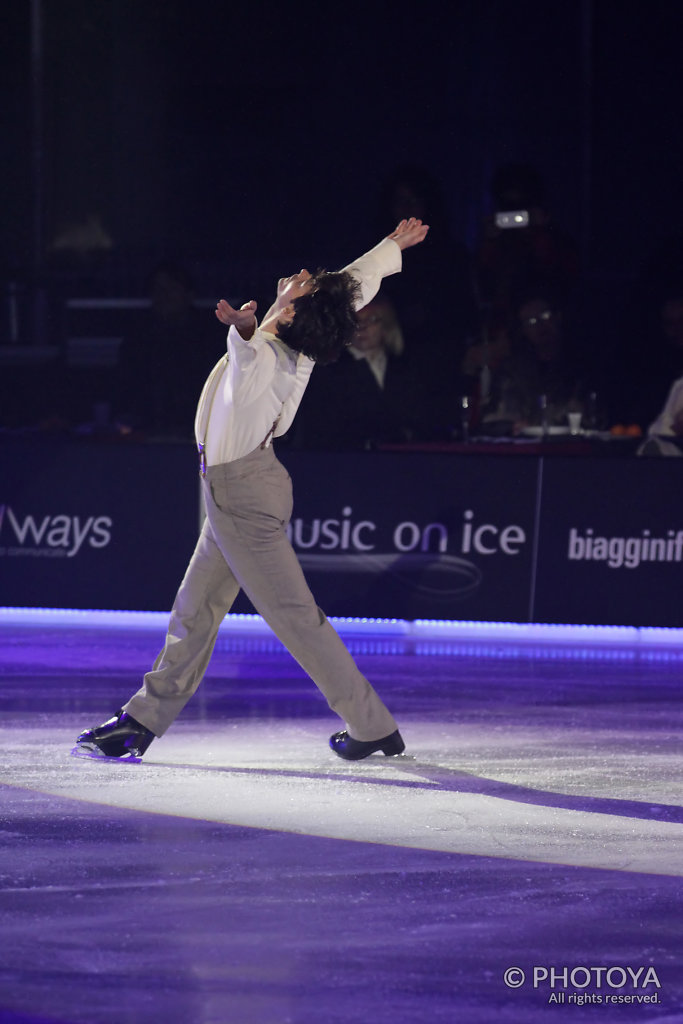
[276,269,315,307]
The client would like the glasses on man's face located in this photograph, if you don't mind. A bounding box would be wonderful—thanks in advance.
[356,315,383,330]
[522,309,553,328]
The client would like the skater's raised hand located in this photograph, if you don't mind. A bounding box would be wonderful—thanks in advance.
[387,217,429,250]
[215,299,258,339]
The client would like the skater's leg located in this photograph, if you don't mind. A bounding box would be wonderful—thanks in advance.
[123,517,240,735]
[205,452,398,742]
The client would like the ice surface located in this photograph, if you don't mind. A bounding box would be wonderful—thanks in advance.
[0,616,681,1023]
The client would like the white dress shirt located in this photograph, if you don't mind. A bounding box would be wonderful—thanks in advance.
[195,237,402,467]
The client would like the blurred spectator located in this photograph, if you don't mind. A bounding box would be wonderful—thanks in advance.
[114,263,219,438]
[634,288,683,454]
[478,284,589,431]
[474,163,580,326]
[638,372,683,456]
[619,291,683,431]
[464,164,581,428]
[295,294,414,449]
[602,227,683,428]
[375,164,477,439]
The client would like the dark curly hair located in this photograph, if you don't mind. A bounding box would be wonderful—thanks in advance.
[277,270,361,365]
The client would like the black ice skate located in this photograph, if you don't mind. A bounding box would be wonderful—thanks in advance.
[329,728,405,760]
[72,710,155,761]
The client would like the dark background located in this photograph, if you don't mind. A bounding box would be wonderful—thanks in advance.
[3,1,683,282]
[1,0,683,429]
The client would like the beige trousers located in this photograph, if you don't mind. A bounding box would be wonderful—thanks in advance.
[124,445,398,741]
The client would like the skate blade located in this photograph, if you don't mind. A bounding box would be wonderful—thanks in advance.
[70,743,142,763]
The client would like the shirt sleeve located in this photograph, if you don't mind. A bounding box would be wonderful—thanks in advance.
[226,324,278,405]
[341,237,403,310]
[274,353,316,437]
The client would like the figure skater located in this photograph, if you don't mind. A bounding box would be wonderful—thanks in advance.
[74,217,429,762]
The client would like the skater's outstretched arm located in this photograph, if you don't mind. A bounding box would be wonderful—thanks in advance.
[386,217,430,250]
[341,217,429,311]
[214,217,429,342]
[214,298,258,340]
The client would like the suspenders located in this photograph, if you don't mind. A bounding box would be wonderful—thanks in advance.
[194,354,228,477]
[194,352,284,475]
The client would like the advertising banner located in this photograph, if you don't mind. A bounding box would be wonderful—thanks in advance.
[251,451,540,622]
[0,441,198,611]
[533,458,683,627]
[3,441,680,627]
